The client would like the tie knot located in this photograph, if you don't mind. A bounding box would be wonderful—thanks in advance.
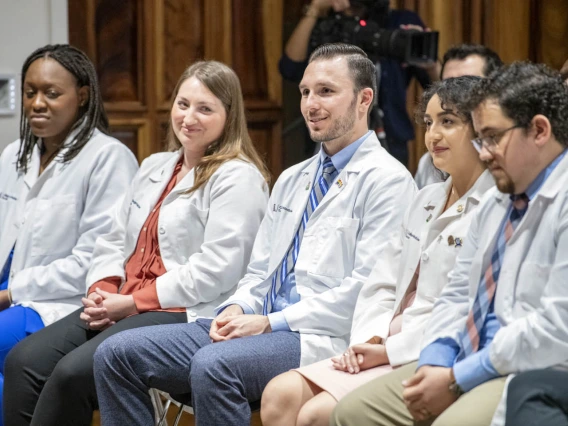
[511,193,529,211]
[322,157,335,174]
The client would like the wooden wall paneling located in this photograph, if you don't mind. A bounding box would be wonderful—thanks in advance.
[483,0,531,64]
[203,0,233,63]
[230,0,284,178]
[108,118,150,161]
[155,0,205,111]
[94,0,145,107]
[537,0,568,70]
[467,0,485,44]
[232,0,269,101]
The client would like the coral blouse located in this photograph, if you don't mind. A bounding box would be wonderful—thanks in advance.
[88,161,185,313]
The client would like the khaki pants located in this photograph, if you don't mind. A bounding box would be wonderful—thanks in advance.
[330,362,507,426]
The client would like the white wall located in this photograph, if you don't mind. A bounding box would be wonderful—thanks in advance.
[0,0,68,153]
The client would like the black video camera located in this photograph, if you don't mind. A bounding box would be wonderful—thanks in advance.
[309,0,439,65]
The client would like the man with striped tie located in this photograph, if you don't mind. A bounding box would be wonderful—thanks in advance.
[331,63,568,426]
[92,43,416,426]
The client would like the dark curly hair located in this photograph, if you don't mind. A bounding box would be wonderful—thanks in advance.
[17,44,109,172]
[415,75,483,125]
[467,62,568,147]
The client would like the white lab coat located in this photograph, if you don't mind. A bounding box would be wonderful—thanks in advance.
[418,153,568,426]
[0,129,138,326]
[414,152,444,189]
[350,170,494,367]
[220,132,417,366]
[87,151,269,322]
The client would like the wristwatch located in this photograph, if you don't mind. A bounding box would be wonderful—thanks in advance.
[448,368,464,397]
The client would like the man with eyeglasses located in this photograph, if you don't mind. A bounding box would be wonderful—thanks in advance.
[331,62,568,426]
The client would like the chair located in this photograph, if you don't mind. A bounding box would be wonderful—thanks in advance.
[151,389,260,426]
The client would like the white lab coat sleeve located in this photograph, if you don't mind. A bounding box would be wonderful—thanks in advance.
[490,199,568,374]
[420,204,483,347]
[155,163,269,308]
[349,208,408,345]
[10,143,138,303]
[85,181,136,290]
[282,172,416,336]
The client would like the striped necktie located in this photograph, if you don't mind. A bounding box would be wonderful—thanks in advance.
[262,158,338,315]
[460,193,529,355]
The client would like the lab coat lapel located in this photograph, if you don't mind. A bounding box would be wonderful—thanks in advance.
[140,151,182,219]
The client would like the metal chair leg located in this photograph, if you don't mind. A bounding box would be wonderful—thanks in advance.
[156,399,172,426]
[172,405,185,426]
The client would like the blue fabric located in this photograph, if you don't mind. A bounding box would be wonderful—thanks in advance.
[266,132,369,331]
[0,249,14,291]
[525,149,567,200]
[94,319,302,426]
[0,305,44,426]
[453,312,500,391]
[279,10,431,146]
[417,337,460,369]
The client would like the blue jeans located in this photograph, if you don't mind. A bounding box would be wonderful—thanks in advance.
[94,319,302,426]
[0,306,44,426]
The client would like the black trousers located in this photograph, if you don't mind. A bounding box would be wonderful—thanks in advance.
[3,308,187,426]
[506,369,568,426]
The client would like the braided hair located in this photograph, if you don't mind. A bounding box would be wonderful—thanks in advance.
[17,44,109,172]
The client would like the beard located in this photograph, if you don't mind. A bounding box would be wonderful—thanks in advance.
[486,160,516,194]
[306,97,357,143]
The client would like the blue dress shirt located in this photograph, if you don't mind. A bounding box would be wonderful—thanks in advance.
[417,149,567,391]
[222,131,372,331]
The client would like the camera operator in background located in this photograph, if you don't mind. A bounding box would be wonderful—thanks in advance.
[280,0,441,167]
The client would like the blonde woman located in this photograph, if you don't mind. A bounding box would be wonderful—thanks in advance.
[4,61,270,426]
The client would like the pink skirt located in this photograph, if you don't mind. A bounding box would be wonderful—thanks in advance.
[295,358,394,401]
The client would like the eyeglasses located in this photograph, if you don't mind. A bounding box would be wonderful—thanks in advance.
[471,125,523,153]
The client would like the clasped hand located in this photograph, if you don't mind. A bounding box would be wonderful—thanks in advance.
[402,366,457,421]
[209,304,271,342]
[80,288,137,330]
[331,343,389,374]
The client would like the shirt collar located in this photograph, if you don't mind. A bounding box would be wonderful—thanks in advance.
[319,130,372,172]
[523,149,567,201]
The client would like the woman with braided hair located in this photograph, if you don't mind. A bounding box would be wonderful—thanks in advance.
[4,59,270,426]
[0,44,138,425]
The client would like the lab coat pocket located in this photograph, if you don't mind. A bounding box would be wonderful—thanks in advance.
[516,263,551,309]
[31,195,78,257]
[172,203,209,254]
[307,216,360,279]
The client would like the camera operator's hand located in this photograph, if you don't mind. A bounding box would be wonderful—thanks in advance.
[285,0,351,62]
[309,0,351,16]
[400,24,441,81]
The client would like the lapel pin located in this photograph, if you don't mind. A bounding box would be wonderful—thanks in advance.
[455,237,463,247]
[336,179,344,188]
[305,182,310,190]
[447,235,455,246]
[426,213,432,222]
[457,204,464,213]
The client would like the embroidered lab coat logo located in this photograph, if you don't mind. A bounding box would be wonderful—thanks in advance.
[273,204,293,213]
